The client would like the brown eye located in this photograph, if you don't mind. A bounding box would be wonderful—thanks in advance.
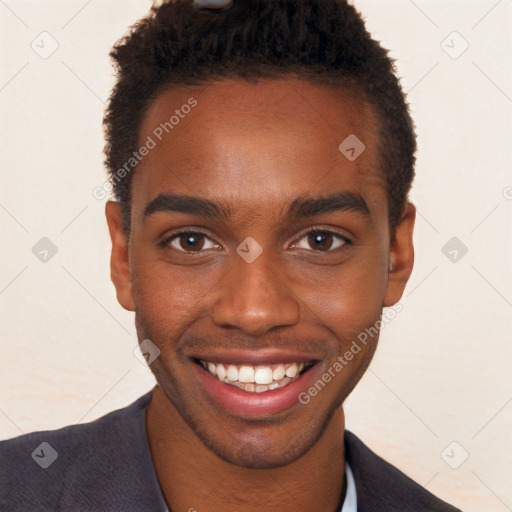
[178,233,205,251]
[294,230,350,252]
[308,231,333,251]
[164,231,220,253]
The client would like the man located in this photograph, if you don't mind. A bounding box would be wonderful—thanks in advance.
[0,0,462,510]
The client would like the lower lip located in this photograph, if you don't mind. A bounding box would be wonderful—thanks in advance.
[192,360,320,417]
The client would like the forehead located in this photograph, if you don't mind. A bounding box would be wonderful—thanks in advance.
[133,78,384,220]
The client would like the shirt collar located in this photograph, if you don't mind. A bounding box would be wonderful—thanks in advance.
[340,461,358,512]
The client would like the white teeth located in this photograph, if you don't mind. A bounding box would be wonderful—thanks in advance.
[238,365,255,383]
[226,365,239,382]
[254,367,273,384]
[200,359,313,393]
[272,365,285,381]
[285,363,299,378]
[216,363,226,381]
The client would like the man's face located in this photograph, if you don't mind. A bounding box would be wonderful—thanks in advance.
[107,78,414,469]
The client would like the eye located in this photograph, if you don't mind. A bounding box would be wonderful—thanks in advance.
[292,229,351,252]
[161,231,221,253]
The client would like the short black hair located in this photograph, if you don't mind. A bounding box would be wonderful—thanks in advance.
[103,0,416,234]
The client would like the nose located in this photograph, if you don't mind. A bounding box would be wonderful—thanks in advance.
[212,252,301,336]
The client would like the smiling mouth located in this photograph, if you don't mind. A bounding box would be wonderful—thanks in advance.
[196,359,315,393]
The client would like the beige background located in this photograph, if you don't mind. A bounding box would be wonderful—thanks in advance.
[1,1,511,510]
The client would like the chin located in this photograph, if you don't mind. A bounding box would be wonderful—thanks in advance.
[182,399,339,470]
[197,424,324,469]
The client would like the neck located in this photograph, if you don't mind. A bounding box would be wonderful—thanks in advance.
[146,385,346,512]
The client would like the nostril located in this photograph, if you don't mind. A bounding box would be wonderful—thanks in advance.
[193,0,234,13]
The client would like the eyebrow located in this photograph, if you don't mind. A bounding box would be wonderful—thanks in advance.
[144,194,229,221]
[143,191,370,221]
[288,192,370,218]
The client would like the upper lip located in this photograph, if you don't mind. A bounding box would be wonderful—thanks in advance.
[190,349,320,366]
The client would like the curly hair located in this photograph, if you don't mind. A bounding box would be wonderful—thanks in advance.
[103,0,416,233]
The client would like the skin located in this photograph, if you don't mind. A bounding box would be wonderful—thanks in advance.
[106,78,415,512]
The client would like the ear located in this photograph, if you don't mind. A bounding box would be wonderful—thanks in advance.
[383,202,416,307]
[105,201,135,311]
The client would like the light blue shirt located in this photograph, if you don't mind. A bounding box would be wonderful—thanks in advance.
[340,462,357,511]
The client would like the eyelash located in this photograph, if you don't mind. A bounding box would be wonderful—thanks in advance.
[158,228,352,254]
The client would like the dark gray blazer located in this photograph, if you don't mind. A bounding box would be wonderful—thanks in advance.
[0,391,461,511]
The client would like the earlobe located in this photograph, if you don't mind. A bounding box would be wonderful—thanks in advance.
[383,202,416,307]
[105,201,135,312]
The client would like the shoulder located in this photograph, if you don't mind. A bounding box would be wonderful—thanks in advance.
[0,391,164,512]
[344,430,462,512]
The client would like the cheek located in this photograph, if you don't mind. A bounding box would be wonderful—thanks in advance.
[298,257,388,343]
[131,260,208,335]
